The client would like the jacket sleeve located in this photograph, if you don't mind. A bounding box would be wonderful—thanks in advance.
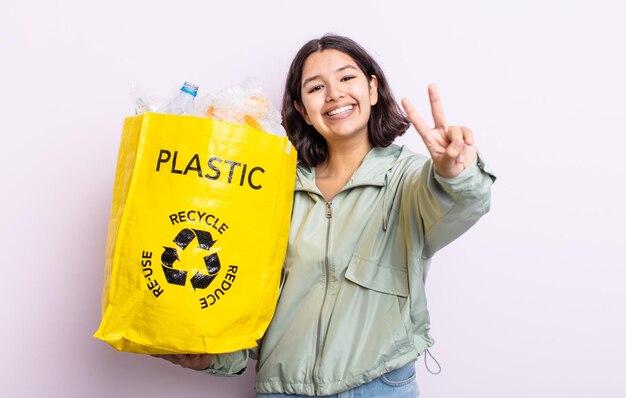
[201,345,258,376]
[406,152,496,259]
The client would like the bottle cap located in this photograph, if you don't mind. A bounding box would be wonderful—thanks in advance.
[181,81,199,97]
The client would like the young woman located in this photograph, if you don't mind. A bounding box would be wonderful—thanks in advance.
[156,34,495,398]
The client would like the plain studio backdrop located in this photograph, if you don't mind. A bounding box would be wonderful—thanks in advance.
[1,0,624,397]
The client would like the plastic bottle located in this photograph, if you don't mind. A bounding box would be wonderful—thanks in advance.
[165,81,199,115]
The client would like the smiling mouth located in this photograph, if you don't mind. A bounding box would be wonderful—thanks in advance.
[326,105,354,116]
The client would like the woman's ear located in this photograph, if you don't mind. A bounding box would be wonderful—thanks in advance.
[369,75,379,106]
[294,100,312,125]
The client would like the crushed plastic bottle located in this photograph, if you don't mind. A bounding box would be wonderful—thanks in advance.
[165,81,199,115]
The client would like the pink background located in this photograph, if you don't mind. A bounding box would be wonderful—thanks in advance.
[1,0,625,397]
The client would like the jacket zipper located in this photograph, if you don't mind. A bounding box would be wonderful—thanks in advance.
[313,200,332,395]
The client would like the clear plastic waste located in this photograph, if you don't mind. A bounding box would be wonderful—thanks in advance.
[198,79,285,136]
[165,81,199,115]
[131,84,162,115]
[130,79,286,136]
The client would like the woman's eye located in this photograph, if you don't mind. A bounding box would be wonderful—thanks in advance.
[308,85,323,93]
[341,75,356,82]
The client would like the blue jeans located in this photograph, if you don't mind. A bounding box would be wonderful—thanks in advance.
[256,361,419,398]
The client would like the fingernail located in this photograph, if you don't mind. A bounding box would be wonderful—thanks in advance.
[454,140,463,149]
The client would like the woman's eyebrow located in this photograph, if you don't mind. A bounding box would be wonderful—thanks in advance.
[302,75,321,88]
[302,64,358,88]
[336,64,357,73]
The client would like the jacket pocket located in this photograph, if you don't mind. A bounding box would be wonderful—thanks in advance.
[344,255,409,298]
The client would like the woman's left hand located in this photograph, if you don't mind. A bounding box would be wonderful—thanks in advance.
[401,84,477,178]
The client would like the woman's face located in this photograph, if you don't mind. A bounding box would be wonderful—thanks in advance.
[296,49,378,145]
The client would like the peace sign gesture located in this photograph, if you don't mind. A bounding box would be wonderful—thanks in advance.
[401,84,477,178]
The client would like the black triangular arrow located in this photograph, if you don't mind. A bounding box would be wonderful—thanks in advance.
[203,253,221,275]
[190,272,217,290]
[193,229,216,250]
[162,266,187,286]
[161,247,179,267]
[173,228,195,250]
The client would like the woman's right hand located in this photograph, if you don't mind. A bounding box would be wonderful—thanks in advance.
[152,354,212,371]
[401,84,477,178]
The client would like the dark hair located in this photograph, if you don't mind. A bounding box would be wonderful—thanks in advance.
[282,34,410,167]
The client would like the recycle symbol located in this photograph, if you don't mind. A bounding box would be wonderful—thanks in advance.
[161,228,220,290]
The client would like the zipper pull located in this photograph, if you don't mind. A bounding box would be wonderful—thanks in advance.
[326,201,333,218]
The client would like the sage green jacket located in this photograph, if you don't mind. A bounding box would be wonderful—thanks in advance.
[205,144,495,395]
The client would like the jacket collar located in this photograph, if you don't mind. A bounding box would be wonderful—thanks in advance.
[295,144,406,194]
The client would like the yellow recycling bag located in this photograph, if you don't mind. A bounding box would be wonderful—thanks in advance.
[94,112,297,354]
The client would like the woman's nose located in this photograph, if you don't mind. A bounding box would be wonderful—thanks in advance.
[325,83,345,102]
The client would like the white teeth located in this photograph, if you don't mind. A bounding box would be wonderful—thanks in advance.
[327,105,353,116]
